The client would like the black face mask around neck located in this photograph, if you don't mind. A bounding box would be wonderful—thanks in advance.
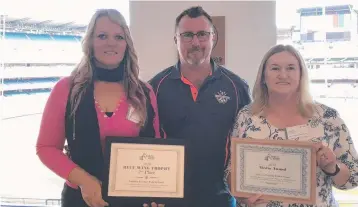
[93,60,125,82]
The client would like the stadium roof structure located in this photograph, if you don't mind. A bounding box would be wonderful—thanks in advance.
[0,14,87,34]
[277,27,295,41]
[297,4,358,14]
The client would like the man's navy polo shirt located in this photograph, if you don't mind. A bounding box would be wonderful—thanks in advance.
[149,59,251,201]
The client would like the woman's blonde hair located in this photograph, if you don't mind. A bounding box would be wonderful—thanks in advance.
[251,44,314,117]
[69,9,147,126]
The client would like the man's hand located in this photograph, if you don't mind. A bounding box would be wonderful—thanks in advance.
[143,202,165,207]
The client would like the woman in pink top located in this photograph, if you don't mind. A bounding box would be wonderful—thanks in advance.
[36,9,162,207]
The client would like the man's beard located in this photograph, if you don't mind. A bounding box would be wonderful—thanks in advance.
[187,57,205,66]
[187,46,205,65]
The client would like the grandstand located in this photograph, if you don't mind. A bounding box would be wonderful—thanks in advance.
[278,4,358,100]
[0,15,88,202]
[0,15,85,97]
[0,16,89,207]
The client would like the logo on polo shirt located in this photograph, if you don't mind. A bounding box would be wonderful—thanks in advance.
[215,91,230,104]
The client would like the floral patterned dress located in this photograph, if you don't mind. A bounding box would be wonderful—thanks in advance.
[231,103,358,207]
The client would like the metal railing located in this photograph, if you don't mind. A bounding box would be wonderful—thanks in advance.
[0,197,61,207]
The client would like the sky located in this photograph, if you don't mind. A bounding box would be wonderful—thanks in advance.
[0,0,357,28]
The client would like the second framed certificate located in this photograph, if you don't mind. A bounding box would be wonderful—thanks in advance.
[102,137,187,207]
[231,138,316,205]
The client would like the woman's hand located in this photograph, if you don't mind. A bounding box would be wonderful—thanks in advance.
[314,142,338,173]
[67,167,108,207]
[79,175,109,207]
[240,194,268,207]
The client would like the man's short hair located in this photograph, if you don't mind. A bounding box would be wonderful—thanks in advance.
[175,6,213,31]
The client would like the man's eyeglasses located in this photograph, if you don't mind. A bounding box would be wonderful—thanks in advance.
[179,31,212,42]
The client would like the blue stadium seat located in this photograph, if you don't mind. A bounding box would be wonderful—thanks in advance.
[5,32,80,42]
[52,35,79,42]
[27,34,52,41]
[5,32,28,40]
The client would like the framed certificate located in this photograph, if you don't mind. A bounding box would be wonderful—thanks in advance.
[102,137,187,206]
[231,138,316,205]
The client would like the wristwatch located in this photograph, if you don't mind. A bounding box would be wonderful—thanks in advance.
[323,164,341,176]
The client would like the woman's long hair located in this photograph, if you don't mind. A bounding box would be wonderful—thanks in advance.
[69,9,147,126]
[251,44,315,118]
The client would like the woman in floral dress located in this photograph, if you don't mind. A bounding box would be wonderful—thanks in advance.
[232,44,358,207]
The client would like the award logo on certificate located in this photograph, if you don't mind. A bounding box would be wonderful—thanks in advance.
[102,137,187,206]
[231,138,316,205]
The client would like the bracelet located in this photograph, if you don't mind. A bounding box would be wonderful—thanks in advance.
[322,164,340,176]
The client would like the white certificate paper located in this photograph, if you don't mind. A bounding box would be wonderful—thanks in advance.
[231,138,316,204]
[108,143,185,198]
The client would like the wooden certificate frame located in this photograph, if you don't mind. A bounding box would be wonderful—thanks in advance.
[102,137,187,207]
[231,138,316,205]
